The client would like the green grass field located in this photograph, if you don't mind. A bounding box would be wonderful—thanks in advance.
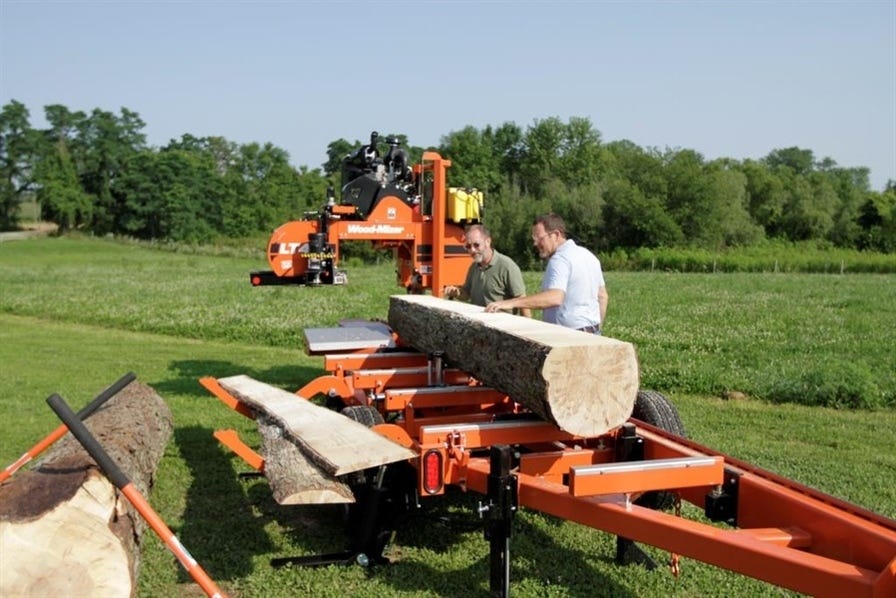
[1,236,895,597]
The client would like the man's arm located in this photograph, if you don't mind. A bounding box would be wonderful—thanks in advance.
[506,264,532,318]
[485,289,564,313]
[598,285,609,324]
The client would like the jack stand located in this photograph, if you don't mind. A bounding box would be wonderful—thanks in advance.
[615,536,657,570]
[271,465,394,569]
[614,423,657,569]
[478,445,518,598]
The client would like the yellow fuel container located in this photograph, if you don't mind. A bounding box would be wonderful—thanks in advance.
[447,188,483,224]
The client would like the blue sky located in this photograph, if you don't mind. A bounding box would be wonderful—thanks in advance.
[2,1,894,190]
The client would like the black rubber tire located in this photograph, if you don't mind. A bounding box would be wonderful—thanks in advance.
[632,389,686,438]
[341,405,385,427]
[631,389,686,510]
[340,405,386,489]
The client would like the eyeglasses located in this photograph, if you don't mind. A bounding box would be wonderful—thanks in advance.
[464,242,482,250]
[532,231,556,243]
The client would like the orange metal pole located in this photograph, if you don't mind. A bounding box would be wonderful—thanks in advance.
[199,376,255,419]
[425,152,451,298]
[47,393,226,598]
[1,372,136,482]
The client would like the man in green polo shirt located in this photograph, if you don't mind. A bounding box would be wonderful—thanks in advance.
[443,224,531,317]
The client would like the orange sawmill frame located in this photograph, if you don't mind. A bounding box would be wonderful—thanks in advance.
[200,345,896,597]
[262,152,470,295]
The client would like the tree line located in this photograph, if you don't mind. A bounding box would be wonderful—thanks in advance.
[2,100,894,268]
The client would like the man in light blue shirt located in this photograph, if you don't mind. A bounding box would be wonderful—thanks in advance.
[485,213,608,334]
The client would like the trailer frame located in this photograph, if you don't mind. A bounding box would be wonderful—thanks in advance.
[201,336,896,598]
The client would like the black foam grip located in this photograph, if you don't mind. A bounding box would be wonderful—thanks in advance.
[76,372,137,420]
[46,393,131,489]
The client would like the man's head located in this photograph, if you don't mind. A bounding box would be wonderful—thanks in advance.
[531,214,566,259]
[464,224,493,265]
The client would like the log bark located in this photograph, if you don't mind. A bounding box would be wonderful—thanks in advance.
[217,375,415,476]
[257,416,355,505]
[388,295,640,437]
[0,380,173,598]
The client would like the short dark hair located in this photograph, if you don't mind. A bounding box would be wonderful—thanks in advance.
[534,213,566,237]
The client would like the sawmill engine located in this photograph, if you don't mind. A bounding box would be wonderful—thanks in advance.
[340,130,419,217]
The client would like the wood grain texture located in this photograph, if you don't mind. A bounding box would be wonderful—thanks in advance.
[0,380,173,597]
[217,375,415,476]
[388,295,639,437]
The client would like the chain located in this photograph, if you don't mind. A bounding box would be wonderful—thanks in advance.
[669,494,683,577]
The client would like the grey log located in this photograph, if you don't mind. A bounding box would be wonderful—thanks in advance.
[388,295,640,437]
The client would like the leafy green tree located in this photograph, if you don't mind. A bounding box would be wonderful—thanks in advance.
[439,125,503,193]
[324,138,354,177]
[663,148,707,242]
[232,142,298,231]
[702,163,763,247]
[35,105,91,232]
[78,108,147,233]
[36,139,93,232]
[483,184,549,270]
[166,134,238,174]
[739,159,787,238]
[665,150,761,248]
[825,166,870,247]
[779,171,838,242]
[600,177,682,250]
[764,146,816,175]
[519,117,565,196]
[555,116,603,187]
[112,147,219,242]
[857,186,896,252]
[602,140,667,200]
[544,178,605,251]
[0,100,37,230]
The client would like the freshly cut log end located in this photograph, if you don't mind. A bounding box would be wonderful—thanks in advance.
[388,295,640,437]
[542,343,640,437]
[0,379,173,598]
[0,472,132,597]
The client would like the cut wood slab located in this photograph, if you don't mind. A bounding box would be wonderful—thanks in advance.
[388,294,640,437]
[216,375,415,476]
[0,379,173,597]
[257,416,354,504]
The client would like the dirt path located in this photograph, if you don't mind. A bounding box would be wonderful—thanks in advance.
[0,222,57,242]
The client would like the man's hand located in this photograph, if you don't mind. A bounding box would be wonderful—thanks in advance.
[443,285,461,299]
[485,300,511,313]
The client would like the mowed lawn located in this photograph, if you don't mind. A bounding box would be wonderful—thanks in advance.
[1,235,894,597]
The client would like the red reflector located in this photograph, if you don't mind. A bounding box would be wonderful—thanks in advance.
[422,450,443,494]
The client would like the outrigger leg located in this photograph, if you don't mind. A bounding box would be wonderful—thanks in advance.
[480,445,518,598]
[271,465,395,569]
[614,422,657,569]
